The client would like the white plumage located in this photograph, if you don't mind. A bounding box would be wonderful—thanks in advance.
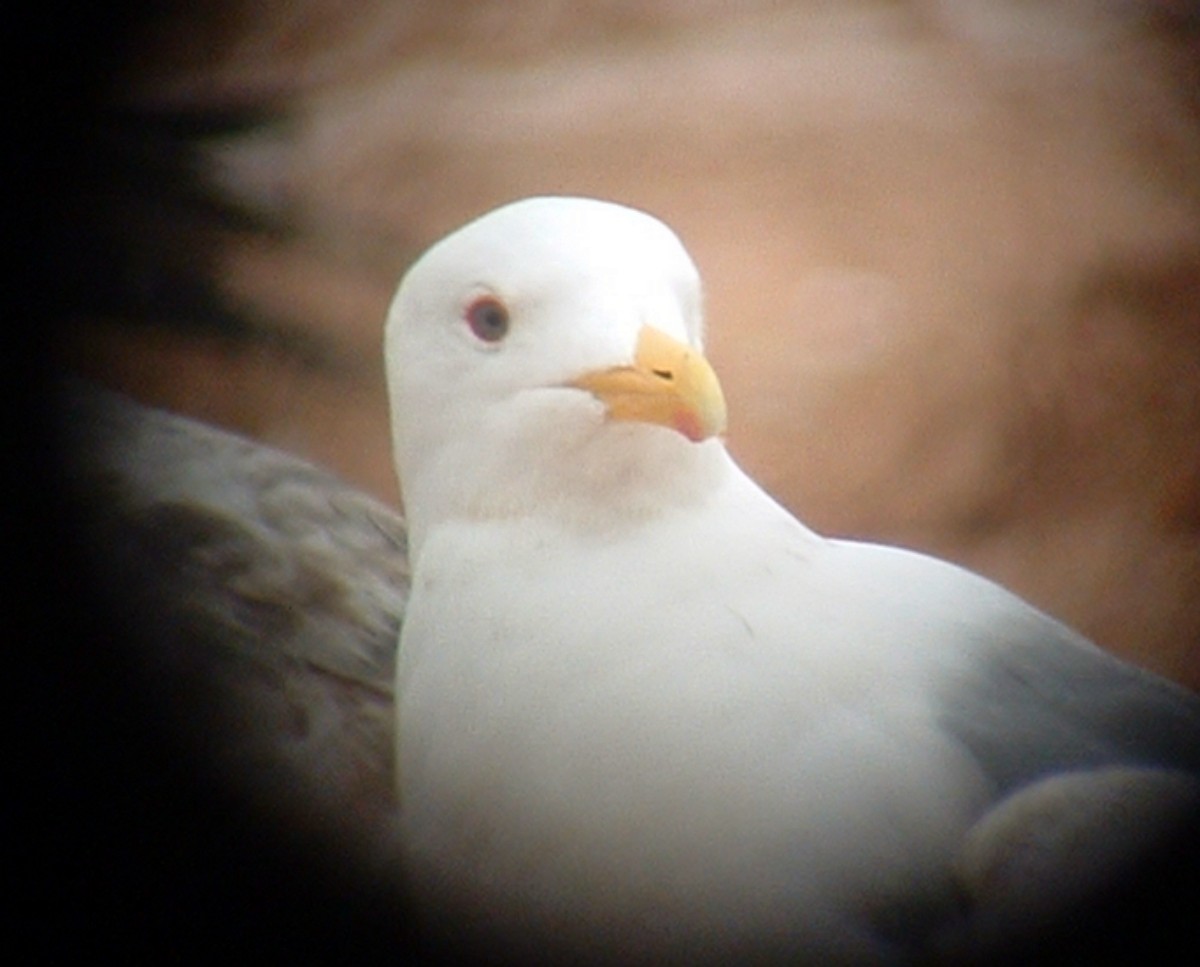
[384,197,1200,962]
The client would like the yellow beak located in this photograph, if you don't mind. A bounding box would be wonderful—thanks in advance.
[568,326,727,443]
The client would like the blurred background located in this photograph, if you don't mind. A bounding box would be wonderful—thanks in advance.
[46,0,1199,688]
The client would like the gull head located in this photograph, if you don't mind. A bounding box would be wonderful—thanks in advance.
[385,196,728,552]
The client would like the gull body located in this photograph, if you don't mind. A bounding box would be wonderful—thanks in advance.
[385,197,1200,962]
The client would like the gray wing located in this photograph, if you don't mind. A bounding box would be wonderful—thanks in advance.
[924,603,1200,957]
[60,379,410,846]
[935,602,1200,797]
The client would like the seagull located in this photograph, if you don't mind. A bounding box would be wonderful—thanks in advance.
[384,197,1200,963]
[51,380,425,957]
[60,379,409,844]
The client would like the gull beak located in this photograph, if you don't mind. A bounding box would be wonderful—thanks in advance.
[568,326,727,442]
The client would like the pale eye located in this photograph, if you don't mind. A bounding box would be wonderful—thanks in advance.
[465,296,510,343]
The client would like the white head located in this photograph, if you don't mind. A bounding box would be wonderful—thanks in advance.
[384,196,728,556]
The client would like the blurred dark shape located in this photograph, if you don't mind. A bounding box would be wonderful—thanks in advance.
[17,379,416,959]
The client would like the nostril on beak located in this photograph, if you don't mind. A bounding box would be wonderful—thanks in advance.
[651,368,674,382]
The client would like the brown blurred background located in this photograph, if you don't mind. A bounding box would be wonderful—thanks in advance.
[54,0,1200,687]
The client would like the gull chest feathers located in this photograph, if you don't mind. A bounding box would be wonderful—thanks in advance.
[384,197,1200,963]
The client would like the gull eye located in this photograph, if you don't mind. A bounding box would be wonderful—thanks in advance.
[465,296,510,343]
